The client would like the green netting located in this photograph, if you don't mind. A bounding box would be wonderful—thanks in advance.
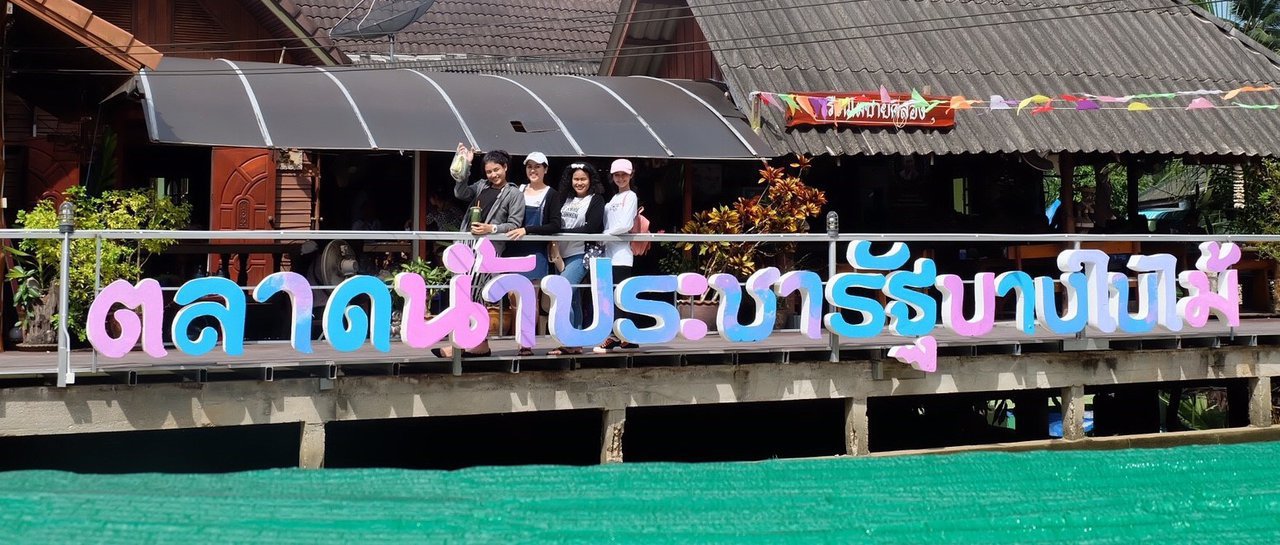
[1,442,1279,544]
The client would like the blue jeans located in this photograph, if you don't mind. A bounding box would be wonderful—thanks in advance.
[560,254,586,328]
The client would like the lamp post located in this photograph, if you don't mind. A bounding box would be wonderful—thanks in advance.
[57,201,74,387]
[826,211,839,363]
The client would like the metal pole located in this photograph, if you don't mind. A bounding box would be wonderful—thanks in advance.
[826,211,839,363]
[56,201,74,387]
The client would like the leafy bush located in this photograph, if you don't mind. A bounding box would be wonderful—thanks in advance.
[15,186,190,341]
[675,156,827,279]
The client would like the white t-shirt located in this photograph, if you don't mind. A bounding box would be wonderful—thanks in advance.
[558,195,593,258]
[521,185,550,207]
[603,190,638,267]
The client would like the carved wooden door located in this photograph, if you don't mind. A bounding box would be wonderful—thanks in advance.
[211,147,276,284]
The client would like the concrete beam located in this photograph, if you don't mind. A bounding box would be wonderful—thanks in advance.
[601,409,625,464]
[1249,377,1274,428]
[844,398,869,456]
[299,422,325,469]
[0,347,1275,439]
[1062,385,1086,441]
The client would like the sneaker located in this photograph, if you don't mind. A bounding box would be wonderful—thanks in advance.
[593,336,622,354]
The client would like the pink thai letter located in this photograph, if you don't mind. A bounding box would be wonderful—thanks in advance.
[87,278,167,358]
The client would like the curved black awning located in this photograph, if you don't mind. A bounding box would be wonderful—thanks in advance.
[125,57,771,160]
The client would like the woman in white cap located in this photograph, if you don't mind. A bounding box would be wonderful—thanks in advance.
[505,152,561,356]
[595,158,640,352]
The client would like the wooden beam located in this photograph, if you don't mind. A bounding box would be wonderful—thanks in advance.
[11,0,161,71]
[1127,161,1142,225]
[1059,154,1075,233]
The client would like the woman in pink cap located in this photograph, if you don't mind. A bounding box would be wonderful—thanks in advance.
[595,158,640,352]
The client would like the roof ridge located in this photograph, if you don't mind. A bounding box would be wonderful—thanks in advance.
[722,63,1276,88]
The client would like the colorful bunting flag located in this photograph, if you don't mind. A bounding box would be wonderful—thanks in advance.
[1186,97,1215,110]
[1224,86,1274,100]
[990,95,1011,110]
[1031,103,1054,115]
[1127,102,1151,111]
[1017,94,1052,114]
[1076,99,1100,110]
[1234,102,1280,110]
[880,85,892,105]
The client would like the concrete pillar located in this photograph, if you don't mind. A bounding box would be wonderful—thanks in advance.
[601,409,625,464]
[1061,385,1086,441]
[299,422,326,469]
[844,397,870,456]
[1249,377,1273,428]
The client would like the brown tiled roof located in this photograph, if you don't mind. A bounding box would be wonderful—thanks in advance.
[295,0,621,73]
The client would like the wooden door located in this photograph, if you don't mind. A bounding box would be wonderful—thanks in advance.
[211,147,276,284]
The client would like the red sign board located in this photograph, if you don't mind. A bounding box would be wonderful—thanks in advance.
[782,91,955,129]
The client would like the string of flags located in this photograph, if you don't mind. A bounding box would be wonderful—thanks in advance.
[747,84,1280,131]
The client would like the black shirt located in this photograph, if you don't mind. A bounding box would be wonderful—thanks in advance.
[475,184,502,222]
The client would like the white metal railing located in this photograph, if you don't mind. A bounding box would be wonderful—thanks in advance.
[5,221,1277,386]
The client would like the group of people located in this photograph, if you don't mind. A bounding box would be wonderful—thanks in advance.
[430,144,641,359]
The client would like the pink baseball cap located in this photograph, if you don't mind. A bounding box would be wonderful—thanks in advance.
[610,158,634,174]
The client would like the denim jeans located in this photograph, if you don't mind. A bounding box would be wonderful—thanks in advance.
[560,254,586,328]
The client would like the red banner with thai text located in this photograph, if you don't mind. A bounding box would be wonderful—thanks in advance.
[781,91,956,129]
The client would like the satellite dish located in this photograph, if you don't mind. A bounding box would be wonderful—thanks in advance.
[330,0,436,40]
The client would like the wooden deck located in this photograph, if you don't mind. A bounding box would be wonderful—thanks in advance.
[3,317,1278,382]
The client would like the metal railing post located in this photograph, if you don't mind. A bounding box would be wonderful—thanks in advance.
[826,212,839,363]
[92,235,101,372]
[56,202,74,387]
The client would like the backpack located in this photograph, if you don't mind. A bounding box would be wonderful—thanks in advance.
[630,206,659,256]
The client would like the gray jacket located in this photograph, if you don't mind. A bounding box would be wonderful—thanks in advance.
[452,162,524,252]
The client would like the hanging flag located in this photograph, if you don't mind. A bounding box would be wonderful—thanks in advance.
[1017,94,1052,114]
[1093,95,1130,103]
[1234,102,1280,110]
[1060,94,1083,102]
[1031,103,1054,115]
[949,96,976,110]
[779,93,800,113]
[1178,89,1223,96]
[1186,97,1215,110]
[990,95,1011,110]
[1132,92,1178,100]
[880,85,893,105]
[1076,99,1100,110]
[1224,85,1274,100]
[796,96,817,117]
[1127,102,1151,111]
[848,101,873,117]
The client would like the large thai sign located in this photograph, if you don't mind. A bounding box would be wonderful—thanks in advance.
[782,91,956,129]
[86,239,1241,373]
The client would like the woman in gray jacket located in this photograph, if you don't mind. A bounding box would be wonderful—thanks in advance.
[433,144,524,359]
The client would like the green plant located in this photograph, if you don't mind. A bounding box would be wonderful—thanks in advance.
[387,257,450,309]
[15,186,191,342]
[676,156,827,293]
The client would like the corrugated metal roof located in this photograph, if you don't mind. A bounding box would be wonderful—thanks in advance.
[688,0,1280,157]
[296,0,620,75]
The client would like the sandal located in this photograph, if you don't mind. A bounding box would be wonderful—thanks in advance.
[548,346,583,356]
[431,347,493,358]
[517,347,535,357]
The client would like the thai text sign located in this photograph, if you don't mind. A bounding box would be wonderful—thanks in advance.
[783,91,956,129]
[87,239,1241,373]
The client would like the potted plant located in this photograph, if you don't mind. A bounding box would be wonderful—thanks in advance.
[11,186,190,348]
[386,257,450,337]
[674,156,827,329]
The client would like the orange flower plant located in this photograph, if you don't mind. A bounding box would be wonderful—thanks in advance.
[676,156,827,284]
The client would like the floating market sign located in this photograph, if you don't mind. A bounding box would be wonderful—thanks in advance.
[87,239,1241,373]
[780,91,956,129]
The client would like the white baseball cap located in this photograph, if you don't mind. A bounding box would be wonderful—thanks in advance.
[610,158,634,174]
[524,152,549,166]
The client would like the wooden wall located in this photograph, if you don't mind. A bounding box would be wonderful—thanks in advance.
[655,15,720,81]
[78,0,311,63]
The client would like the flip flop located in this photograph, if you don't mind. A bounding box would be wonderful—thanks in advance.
[548,346,583,356]
[517,347,535,357]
